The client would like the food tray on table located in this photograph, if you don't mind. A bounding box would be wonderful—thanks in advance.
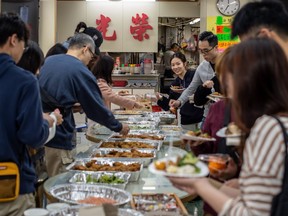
[49,206,144,216]
[87,123,112,135]
[69,172,131,190]
[49,184,131,206]
[114,114,142,121]
[108,132,165,141]
[98,140,161,151]
[66,159,143,181]
[159,125,182,136]
[130,193,188,215]
[90,148,157,167]
[129,129,160,135]
[113,110,143,115]
[121,121,158,129]
[127,116,160,123]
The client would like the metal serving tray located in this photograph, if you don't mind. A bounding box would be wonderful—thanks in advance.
[114,114,142,121]
[90,148,156,167]
[98,140,161,151]
[127,116,160,123]
[159,125,182,136]
[69,172,131,190]
[49,184,131,206]
[66,159,143,181]
[108,132,165,142]
[129,129,160,135]
[49,206,144,216]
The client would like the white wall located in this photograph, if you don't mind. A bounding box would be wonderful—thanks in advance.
[56,1,200,52]
[38,0,252,54]
[200,0,251,32]
[39,0,57,55]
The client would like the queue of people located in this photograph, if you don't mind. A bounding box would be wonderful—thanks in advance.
[1,1,288,215]
[167,1,288,216]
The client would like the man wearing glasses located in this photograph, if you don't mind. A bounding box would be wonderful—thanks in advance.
[39,33,130,177]
[170,31,219,119]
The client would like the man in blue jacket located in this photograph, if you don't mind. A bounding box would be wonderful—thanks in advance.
[0,13,54,216]
[39,33,130,177]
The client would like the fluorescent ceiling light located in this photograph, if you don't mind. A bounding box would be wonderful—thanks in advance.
[123,0,156,1]
[189,18,200,25]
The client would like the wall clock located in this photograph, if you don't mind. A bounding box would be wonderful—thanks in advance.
[216,0,240,16]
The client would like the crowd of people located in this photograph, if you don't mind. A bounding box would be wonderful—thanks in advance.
[1,1,288,215]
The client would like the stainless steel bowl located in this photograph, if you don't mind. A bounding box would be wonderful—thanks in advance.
[49,206,143,216]
[49,184,131,206]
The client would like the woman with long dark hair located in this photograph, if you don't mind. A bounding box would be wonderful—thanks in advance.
[168,38,288,216]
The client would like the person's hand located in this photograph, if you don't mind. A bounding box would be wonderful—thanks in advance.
[133,102,143,109]
[43,113,54,127]
[169,99,181,108]
[53,108,63,125]
[168,177,208,195]
[119,123,130,135]
[203,80,214,88]
[155,92,162,101]
[224,178,239,189]
[209,157,238,181]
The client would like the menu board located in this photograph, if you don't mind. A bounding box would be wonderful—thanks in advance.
[207,16,240,51]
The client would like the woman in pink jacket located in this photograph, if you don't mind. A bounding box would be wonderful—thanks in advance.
[91,55,142,110]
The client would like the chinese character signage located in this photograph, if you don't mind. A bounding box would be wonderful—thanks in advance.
[130,13,153,41]
[86,1,158,52]
[207,16,240,51]
[96,14,117,41]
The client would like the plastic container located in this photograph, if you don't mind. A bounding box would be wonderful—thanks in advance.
[134,64,141,74]
[124,64,129,73]
[144,59,153,74]
[198,154,229,174]
[24,208,49,216]
[129,64,135,74]
[46,203,70,212]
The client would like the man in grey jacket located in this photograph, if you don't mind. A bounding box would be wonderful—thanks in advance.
[170,31,219,118]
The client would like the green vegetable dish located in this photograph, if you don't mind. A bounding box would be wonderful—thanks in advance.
[83,174,125,184]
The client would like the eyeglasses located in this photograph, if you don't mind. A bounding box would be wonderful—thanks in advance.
[84,46,97,59]
[198,46,216,54]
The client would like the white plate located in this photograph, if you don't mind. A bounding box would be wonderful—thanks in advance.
[208,93,225,99]
[216,127,241,138]
[148,157,209,178]
[180,133,216,142]
[170,87,185,93]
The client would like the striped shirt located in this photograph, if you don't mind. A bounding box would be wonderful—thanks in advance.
[220,115,287,216]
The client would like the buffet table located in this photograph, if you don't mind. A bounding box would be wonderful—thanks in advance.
[43,146,192,202]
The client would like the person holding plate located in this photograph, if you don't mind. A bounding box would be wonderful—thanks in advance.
[168,38,288,216]
[156,52,203,131]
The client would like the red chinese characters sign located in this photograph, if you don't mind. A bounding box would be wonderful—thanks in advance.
[96,14,117,40]
[95,13,153,42]
[130,13,153,41]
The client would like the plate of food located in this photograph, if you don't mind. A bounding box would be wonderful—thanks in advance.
[216,122,241,138]
[208,92,225,99]
[148,153,209,178]
[181,130,216,141]
[117,90,131,96]
[170,86,185,93]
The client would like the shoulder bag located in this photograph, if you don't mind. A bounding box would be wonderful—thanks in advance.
[270,116,288,216]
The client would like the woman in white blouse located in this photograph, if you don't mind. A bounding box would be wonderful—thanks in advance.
[168,38,288,216]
